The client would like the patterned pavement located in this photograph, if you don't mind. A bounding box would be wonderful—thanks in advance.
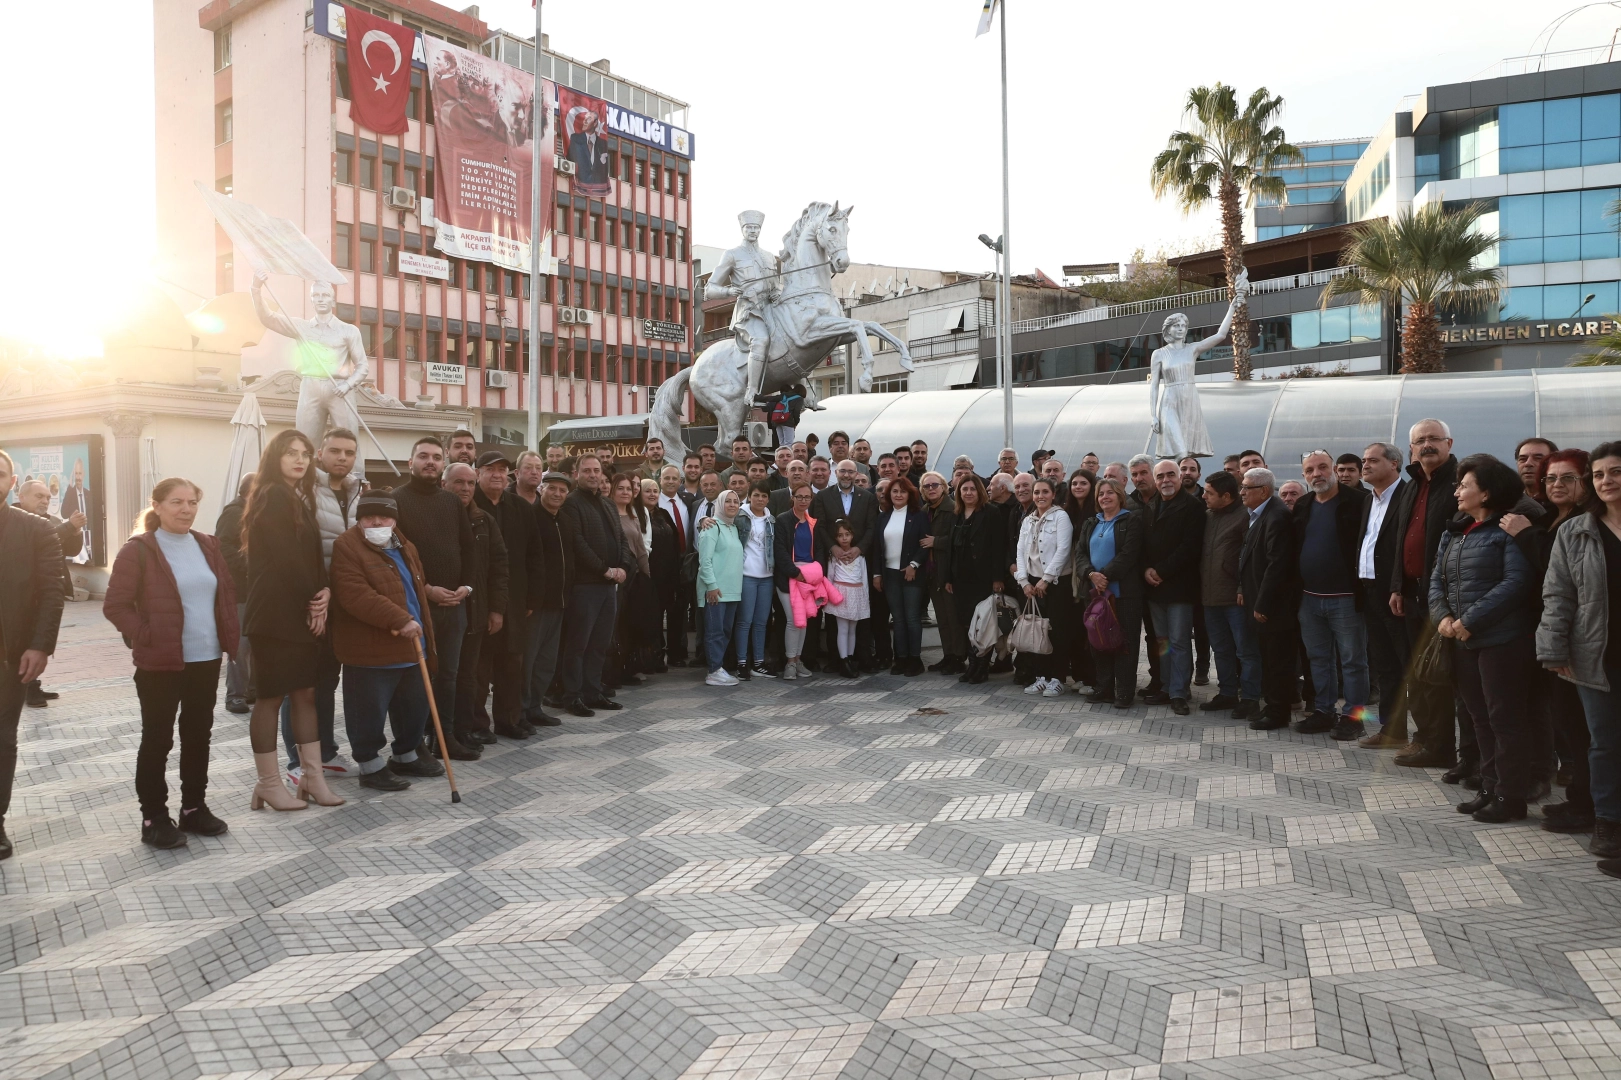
[5,604,1621,1080]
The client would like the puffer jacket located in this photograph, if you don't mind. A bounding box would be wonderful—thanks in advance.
[1536,513,1612,690]
[1200,502,1247,606]
[1428,513,1533,650]
[103,530,240,672]
[788,561,844,627]
[1016,506,1073,585]
[312,467,361,568]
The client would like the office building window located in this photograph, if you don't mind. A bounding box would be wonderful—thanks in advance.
[607,286,618,314]
[636,291,647,318]
[1346,153,1389,221]
[446,335,460,362]
[425,332,440,361]
[1498,280,1619,321]
[382,326,399,359]
[540,345,554,375]
[404,166,419,193]
[677,172,687,199]
[403,331,419,362]
[572,280,587,307]
[650,163,661,191]
[216,251,234,294]
[504,271,517,298]
[334,151,353,185]
[358,153,377,190]
[574,209,587,238]
[1440,109,1498,179]
[592,215,603,243]
[574,347,587,379]
[467,336,481,366]
[446,260,461,287]
[214,26,232,70]
[619,289,632,317]
[675,228,687,261]
[215,100,233,144]
[590,353,601,381]
[358,239,375,274]
[637,227,648,253]
[1502,93,1621,173]
[335,47,351,99]
[591,283,603,310]
[407,70,422,121]
[555,206,568,234]
[469,263,483,292]
[381,162,397,191]
[334,223,352,270]
[1497,187,1621,264]
[484,339,497,367]
[216,174,233,197]
[605,350,618,382]
[359,323,375,355]
[383,245,398,276]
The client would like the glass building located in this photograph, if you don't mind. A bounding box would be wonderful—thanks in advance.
[1252,139,1371,240]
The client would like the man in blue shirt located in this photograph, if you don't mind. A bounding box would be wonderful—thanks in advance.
[1293,451,1370,741]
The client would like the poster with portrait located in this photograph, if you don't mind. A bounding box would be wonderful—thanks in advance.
[557,86,614,198]
[424,37,555,274]
[1,436,106,567]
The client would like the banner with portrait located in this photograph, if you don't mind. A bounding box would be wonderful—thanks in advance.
[2,436,106,567]
[424,38,555,274]
[557,86,614,198]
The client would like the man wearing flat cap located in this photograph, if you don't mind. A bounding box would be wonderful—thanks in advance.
[328,493,445,791]
[706,209,781,404]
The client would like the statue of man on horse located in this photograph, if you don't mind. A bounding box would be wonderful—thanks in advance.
[647,201,915,458]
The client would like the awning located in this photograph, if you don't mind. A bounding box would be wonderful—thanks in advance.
[907,358,981,392]
[906,305,969,341]
[544,413,650,445]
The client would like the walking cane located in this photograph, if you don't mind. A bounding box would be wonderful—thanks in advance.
[412,635,462,804]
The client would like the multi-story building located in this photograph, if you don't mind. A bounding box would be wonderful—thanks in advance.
[1250,138,1371,241]
[156,0,696,447]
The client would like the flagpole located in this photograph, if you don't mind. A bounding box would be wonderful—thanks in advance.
[526,0,545,453]
[998,0,1013,452]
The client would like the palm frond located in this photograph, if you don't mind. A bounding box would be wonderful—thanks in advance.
[1573,321,1621,365]
[1327,203,1503,315]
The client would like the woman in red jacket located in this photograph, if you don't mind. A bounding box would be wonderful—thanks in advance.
[104,478,240,848]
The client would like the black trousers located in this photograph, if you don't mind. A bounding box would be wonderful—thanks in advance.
[1454,635,1536,799]
[1033,578,1075,681]
[1361,580,1410,736]
[869,587,893,664]
[1193,603,1210,679]
[0,661,24,824]
[663,590,690,664]
[1256,625,1298,723]
[478,626,525,729]
[134,659,222,819]
[1091,594,1143,701]
[1542,669,1592,811]
[1404,609,1457,758]
[1141,605,1163,689]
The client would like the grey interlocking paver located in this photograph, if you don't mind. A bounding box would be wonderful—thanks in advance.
[7,604,1621,1078]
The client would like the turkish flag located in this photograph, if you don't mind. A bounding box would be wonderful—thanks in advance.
[344,5,415,135]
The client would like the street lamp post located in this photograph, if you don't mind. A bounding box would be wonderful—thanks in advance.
[526,1,545,452]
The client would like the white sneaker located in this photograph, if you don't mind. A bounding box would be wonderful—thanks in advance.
[1024,679,1047,695]
[796,659,815,679]
[1042,678,1063,698]
[706,669,740,687]
[285,765,302,786]
[322,752,359,779]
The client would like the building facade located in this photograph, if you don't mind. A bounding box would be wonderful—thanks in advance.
[157,0,696,448]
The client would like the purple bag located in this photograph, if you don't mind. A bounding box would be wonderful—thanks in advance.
[1083,588,1124,653]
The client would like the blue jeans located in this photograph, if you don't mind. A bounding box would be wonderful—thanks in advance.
[523,608,565,720]
[280,637,340,768]
[1147,601,1194,700]
[342,664,427,772]
[560,583,617,701]
[736,576,773,668]
[1298,593,1369,716]
[882,570,925,658]
[1577,668,1621,821]
[705,600,740,672]
[1204,604,1262,702]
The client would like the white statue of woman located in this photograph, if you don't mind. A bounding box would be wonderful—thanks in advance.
[1149,269,1248,459]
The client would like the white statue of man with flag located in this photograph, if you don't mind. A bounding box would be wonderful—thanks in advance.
[250,271,368,441]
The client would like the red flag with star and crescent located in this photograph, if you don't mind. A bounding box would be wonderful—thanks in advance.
[344,5,415,135]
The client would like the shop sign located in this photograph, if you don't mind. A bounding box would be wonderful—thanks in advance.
[1442,319,1618,346]
[643,319,687,343]
[399,252,450,279]
[425,362,466,385]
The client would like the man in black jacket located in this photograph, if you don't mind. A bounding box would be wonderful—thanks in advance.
[1143,460,1206,714]
[1386,419,1460,769]
[1356,443,1409,749]
[557,455,631,716]
[1239,468,1299,730]
[474,451,545,737]
[13,479,84,709]
[0,450,65,859]
[392,437,474,740]
[813,459,880,669]
[444,462,500,759]
[524,471,572,724]
[1292,451,1371,740]
[216,474,254,713]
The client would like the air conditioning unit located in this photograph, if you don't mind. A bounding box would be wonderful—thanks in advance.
[572,308,594,325]
[745,421,768,447]
[387,186,417,210]
[485,369,513,389]
[556,159,576,176]
[558,307,576,324]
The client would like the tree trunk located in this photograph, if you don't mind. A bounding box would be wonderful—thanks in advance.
[1219,175,1251,380]
[1400,301,1445,374]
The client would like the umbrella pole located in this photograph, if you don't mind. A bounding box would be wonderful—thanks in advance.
[260,280,401,475]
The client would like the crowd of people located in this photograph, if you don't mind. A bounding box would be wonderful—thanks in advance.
[0,417,1617,882]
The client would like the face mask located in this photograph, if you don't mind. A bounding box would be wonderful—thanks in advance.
[364,526,394,546]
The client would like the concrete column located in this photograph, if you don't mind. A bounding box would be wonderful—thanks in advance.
[101,412,151,538]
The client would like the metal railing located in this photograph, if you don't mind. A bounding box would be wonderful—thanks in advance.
[990,266,1355,336]
[905,332,982,362]
[1475,44,1621,80]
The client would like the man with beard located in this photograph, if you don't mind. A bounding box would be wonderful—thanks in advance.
[1292,450,1370,742]
[447,429,479,468]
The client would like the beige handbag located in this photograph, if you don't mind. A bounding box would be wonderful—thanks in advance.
[1007,596,1052,655]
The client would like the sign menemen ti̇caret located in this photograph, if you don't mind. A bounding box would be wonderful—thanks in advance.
[1441,318,1621,346]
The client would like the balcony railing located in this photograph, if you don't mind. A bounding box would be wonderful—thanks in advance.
[1475,45,1621,80]
[990,266,1354,336]
[904,332,982,362]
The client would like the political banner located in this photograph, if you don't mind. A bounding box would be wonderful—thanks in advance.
[1,436,105,566]
[558,86,614,198]
[424,37,555,274]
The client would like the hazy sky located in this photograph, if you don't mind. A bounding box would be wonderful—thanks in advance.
[0,1,1611,347]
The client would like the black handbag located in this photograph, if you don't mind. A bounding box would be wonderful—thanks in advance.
[680,549,700,585]
[1412,623,1453,686]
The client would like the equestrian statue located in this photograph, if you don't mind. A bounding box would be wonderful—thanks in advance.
[647,202,914,456]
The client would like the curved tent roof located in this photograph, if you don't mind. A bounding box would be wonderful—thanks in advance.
[798,369,1621,481]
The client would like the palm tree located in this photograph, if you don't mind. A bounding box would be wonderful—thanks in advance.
[1151,84,1300,380]
[1322,203,1502,374]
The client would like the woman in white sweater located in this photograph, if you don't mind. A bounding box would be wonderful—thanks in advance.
[1015,477,1074,697]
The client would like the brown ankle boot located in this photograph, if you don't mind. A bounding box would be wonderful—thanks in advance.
[250,752,306,811]
[294,744,345,806]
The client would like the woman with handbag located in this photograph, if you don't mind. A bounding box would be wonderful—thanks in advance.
[608,473,653,687]
[947,475,1005,684]
[1074,476,1146,708]
[104,478,239,847]
[1015,478,1074,697]
[874,477,931,676]
[1431,454,1536,823]
[1538,441,1621,871]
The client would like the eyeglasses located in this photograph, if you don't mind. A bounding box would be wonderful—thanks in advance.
[1544,473,1582,486]
[1239,484,1266,491]
[1412,436,1449,446]
[922,482,942,489]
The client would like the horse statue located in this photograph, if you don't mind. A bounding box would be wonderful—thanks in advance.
[647,201,914,456]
